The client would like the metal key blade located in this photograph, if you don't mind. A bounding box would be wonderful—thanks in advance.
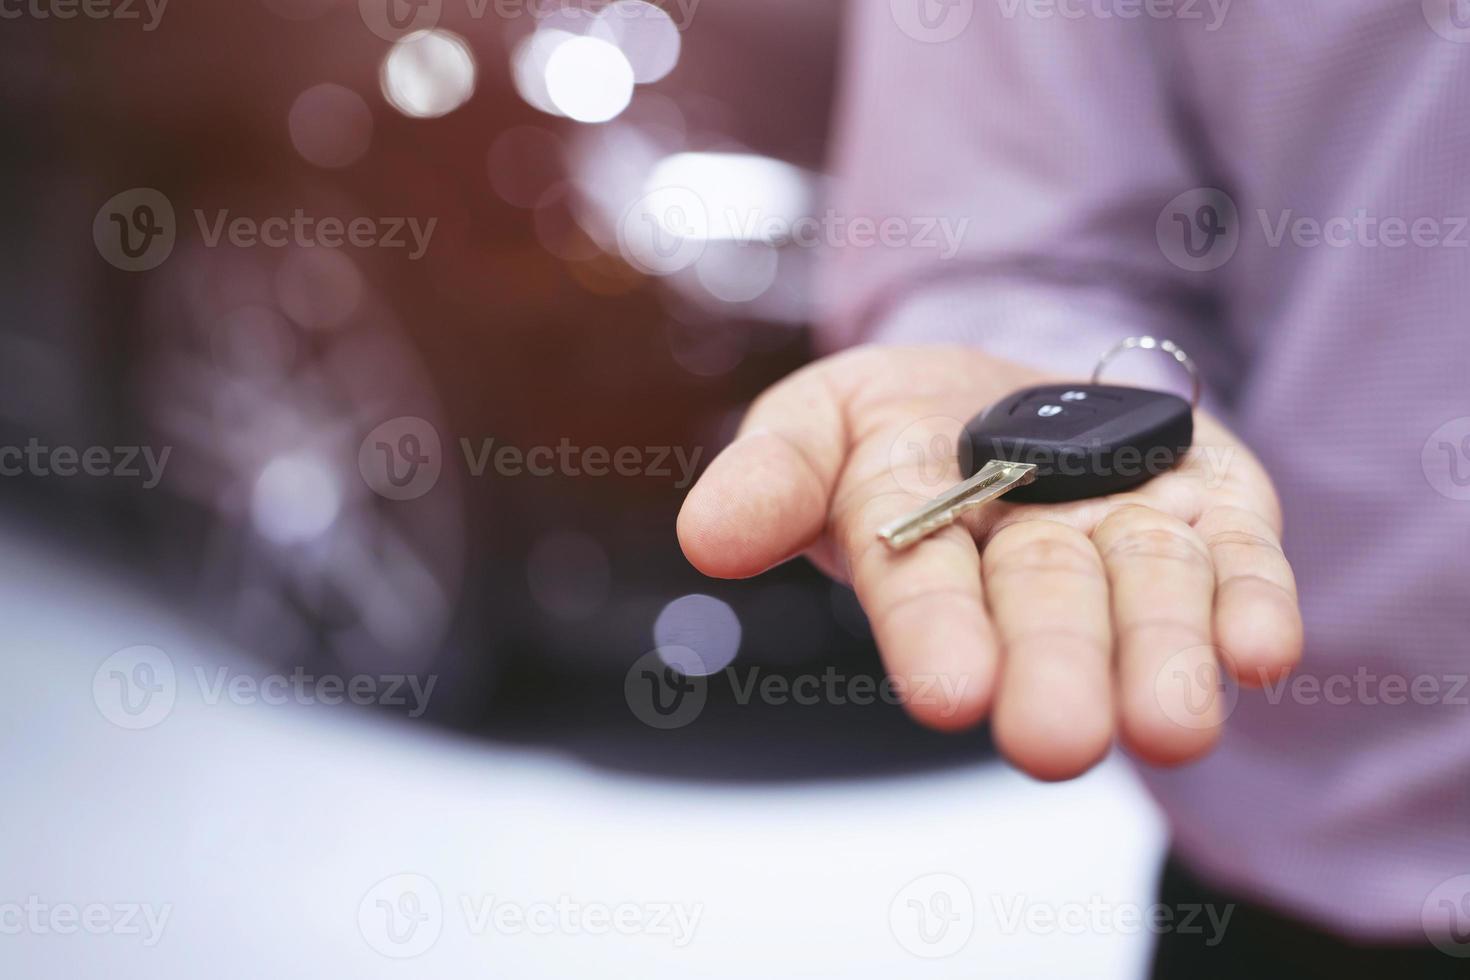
[877,460,1038,551]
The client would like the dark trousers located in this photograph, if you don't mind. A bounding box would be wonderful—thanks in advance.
[1150,856,1465,980]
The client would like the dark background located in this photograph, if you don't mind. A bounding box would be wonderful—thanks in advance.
[0,0,995,778]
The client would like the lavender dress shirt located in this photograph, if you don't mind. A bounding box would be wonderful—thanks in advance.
[819,0,1470,940]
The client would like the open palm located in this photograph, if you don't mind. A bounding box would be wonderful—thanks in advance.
[678,346,1302,780]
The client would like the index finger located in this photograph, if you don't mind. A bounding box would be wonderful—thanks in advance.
[828,425,999,730]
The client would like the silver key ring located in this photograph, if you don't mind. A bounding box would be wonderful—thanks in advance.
[1092,336,1202,408]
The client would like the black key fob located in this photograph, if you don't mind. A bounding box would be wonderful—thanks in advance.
[961,384,1193,503]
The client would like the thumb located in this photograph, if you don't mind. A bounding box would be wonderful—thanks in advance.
[677,364,848,579]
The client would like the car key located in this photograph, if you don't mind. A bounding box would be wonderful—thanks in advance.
[878,383,1194,551]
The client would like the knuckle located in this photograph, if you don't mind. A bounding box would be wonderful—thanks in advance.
[1218,571,1294,597]
[1104,526,1208,566]
[1118,616,1208,644]
[1101,498,1153,518]
[1001,625,1110,655]
[1205,526,1283,555]
[871,585,979,627]
[1208,496,1283,535]
[986,528,1100,578]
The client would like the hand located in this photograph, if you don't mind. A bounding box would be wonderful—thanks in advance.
[678,346,1302,780]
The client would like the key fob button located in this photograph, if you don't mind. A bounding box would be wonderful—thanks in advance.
[1008,394,1097,418]
[1031,402,1098,420]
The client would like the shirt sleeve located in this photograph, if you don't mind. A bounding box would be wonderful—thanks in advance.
[816,1,1225,392]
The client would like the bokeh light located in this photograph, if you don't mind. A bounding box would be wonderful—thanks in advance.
[511,28,573,117]
[644,153,811,242]
[545,35,636,124]
[592,0,681,84]
[380,29,477,119]
[250,453,343,545]
[288,83,373,169]
[274,249,363,330]
[653,593,741,675]
[695,242,779,303]
[665,316,747,377]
